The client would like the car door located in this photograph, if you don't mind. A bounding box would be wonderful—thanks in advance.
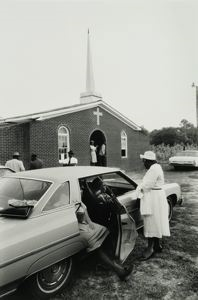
[35,181,82,259]
[115,205,138,263]
[117,189,143,229]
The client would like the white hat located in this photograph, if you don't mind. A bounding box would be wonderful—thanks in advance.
[13,151,20,156]
[140,151,156,161]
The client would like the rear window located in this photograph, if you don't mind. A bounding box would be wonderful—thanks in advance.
[0,177,51,211]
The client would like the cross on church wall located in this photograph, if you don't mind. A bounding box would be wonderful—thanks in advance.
[93,107,103,125]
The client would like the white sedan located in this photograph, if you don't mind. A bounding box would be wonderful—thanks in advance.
[0,166,182,299]
[169,150,198,169]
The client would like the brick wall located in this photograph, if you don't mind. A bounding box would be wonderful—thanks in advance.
[0,106,149,171]
[29,107,149,171]
[0,123,30,169]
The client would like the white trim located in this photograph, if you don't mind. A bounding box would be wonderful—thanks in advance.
[0,100,141,131]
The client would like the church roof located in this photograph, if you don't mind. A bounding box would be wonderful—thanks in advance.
[0,100,141,131]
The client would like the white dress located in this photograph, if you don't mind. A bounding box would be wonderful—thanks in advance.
[136,163,170,238]
[90,145,97,163]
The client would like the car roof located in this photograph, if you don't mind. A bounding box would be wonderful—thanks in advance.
[180,150,198,152]
[0,165,14,172]
[176,150,198,155]
[6,166,120,183]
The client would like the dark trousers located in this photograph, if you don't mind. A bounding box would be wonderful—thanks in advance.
[98,155,107,166]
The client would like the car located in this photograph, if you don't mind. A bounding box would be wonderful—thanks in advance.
[0,165,15,177]
[0,166,182,299]
[169,150,198,169]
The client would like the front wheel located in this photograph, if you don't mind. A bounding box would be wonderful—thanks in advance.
[25,257,73,300]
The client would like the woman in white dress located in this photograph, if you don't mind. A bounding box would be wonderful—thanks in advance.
[90,140,97,166]
[136,151,170,260]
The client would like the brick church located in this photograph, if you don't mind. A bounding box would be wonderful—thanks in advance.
[0,32,149,171]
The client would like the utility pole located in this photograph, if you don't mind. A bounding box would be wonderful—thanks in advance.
[192,82,198,128]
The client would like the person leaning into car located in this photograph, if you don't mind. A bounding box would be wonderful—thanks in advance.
[136,151,170,260]
[76,185,132,280]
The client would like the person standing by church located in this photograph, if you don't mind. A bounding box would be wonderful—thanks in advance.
[5,151,25,172]
[136,151,170,260]
[98,143,106,166]
[30,153,43,169]
[63,150,78,166]
[90,140,97,166]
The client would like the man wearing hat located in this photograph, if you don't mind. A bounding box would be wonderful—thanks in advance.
[5,151,25,172]
[136,151,170,260]
[63,150,78,166]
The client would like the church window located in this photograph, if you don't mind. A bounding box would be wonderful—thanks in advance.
[121,131,127,158]
[58,126,70,163]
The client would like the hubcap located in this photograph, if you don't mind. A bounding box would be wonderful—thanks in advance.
[37,259,72,293]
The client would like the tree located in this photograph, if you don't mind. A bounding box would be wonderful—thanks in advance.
[150,120,198,146]
[150,127,182,146]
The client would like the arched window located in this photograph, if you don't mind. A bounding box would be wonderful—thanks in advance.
[121,131,127,158]
[58,126,70,163]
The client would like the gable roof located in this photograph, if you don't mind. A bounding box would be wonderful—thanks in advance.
[0,100,141,131]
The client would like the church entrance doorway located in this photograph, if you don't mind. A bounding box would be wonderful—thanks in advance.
[90,130,107,166]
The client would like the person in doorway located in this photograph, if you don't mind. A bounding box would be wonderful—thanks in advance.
[30,153,43,170]
[75,200,132,280]
[98,143,106,166]
[5,152,25,172]
[90,140,97,166]
[63,150,78,166]
[136,151,170,260]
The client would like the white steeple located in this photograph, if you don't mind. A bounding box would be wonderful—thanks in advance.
[80,30,102,104]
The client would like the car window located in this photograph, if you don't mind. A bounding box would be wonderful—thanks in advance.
[0,177,51,210]
[43,182,70,211]
[79,171,136,198]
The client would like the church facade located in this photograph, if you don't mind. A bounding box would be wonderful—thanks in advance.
[0,101,149,171]
[0,32,149,171]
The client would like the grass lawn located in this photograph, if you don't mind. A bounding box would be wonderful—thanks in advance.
[52,176,198,300]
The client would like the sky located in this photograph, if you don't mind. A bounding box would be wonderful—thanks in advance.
[0,0,197,131]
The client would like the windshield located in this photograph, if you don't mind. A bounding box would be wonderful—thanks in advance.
[176,151,198,157]
[0,177,51,211]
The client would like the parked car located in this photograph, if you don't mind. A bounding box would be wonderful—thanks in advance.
[0,166,182,299]
[169,150,198,169]
[0,165,15,177]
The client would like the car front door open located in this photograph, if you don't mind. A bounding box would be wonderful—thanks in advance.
[115,205,138,263]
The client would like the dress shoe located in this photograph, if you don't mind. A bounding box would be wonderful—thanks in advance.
[117,265,133,281]
[140,247,154,261]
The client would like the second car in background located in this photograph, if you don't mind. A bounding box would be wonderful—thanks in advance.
[169,150,198,169]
